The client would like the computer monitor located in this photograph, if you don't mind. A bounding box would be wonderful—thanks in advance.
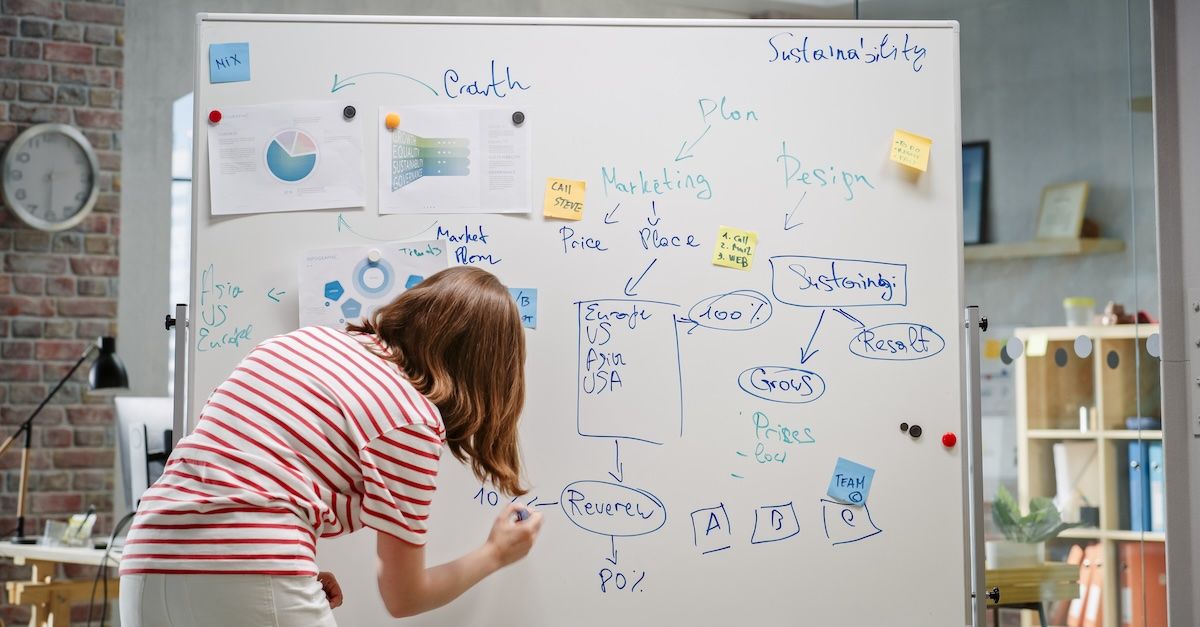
[115,397,174,510]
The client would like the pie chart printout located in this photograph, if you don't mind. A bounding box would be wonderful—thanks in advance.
[265,129,318,182]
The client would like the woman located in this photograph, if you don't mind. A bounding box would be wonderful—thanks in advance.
[119,267,543,626]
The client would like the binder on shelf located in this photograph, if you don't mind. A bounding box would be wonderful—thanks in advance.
[1082,543,1105,627]
[1128,441,1150,532]
[1069,543,1099,627]
[1119,541,1167,627]
[1051,544,1085,625]
[1147,441,1164,533]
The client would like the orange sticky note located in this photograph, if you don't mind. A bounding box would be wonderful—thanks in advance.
[712,225,757,271]
[890,129,931,171]
[543,178,585,220]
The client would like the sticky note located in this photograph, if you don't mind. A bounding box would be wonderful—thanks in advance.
[984,339,1002,360]
[712,226,757,271]
[509,288,538,329]
[543,178,585,220]
[890,129,931,171]
[208,42,250,84]
[1026,334,1049,357]
[827,457,875,506]
[405,275,424,289]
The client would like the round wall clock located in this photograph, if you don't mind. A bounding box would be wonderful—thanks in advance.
[2,123,100,232]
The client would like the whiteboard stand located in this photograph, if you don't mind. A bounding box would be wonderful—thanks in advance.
[166,303,188,449]
[964,305,990,625]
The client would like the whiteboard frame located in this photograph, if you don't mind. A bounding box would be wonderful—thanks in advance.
[186,14,977,624]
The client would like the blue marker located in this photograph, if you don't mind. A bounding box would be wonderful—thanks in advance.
[515,508,530,522]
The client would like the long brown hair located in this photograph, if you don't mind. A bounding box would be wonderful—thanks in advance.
[347,266,527,495]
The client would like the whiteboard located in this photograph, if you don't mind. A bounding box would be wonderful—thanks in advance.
[190,15,969,627]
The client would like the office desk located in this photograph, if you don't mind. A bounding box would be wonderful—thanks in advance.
[0,541,121,627]
[986,562,1080,627]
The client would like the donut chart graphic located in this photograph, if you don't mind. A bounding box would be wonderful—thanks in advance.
[265,129,318,182]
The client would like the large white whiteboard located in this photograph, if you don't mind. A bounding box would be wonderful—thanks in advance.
[190,15,969,627]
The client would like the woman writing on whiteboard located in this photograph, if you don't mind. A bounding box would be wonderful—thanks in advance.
[119,266,543,626]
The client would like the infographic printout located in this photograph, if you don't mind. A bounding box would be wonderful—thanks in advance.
[378,106,531,214]
[298,240,448,328]
[208,101,365,215]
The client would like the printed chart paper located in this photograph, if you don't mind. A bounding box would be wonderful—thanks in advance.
[208,101,365,215]
[379,106,531,214]
[299,240,449,328]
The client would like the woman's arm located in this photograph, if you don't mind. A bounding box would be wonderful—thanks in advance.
[376,503,543,618]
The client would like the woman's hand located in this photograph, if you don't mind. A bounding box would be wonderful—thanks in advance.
[485,503,544,569]
[318,571,344,609]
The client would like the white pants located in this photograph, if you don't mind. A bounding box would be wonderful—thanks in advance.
[119,573,338,627]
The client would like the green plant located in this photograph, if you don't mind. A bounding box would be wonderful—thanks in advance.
[992,485,1080,543]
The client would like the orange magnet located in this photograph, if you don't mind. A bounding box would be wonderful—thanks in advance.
[384,112,400,130]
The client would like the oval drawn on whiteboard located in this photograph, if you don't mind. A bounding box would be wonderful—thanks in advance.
[686,290,773,332]
[737,366,826,404]
[848,323,945,361]
[559,480,667,538]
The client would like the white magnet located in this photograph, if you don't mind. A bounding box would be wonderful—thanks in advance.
[367,249,382,263]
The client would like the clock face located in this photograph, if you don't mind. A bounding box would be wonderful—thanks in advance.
[3,124,98,231]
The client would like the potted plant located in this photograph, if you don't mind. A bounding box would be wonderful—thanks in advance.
[987,485,1080,568]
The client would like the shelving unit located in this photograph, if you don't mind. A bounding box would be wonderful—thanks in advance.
[964,238,1125,262]
[1014,324,1161,627]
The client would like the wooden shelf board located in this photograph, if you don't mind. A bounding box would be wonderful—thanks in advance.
[1107,530,1166,542]
[1101,430,1162,440]
[1057,528,1105,540]
[1026,429,1099,440]
[1014,324,1160,342]
[964,238,1125,262]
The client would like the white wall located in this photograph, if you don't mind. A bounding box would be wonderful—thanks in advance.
[861,0,1158,331]
[118,0,743,397]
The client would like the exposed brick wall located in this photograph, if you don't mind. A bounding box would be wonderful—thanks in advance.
[0,0,122,624]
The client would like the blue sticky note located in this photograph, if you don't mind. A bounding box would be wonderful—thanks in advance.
[509,288,537,329]
[405,274,424,289]
[209,42,250,84]
[826,457,875,506]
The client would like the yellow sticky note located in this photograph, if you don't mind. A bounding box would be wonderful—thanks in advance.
[543,178,586,220]
[890,129,932,171]
[984,339,1002,360]
[712,226,758,271]
[1027,334,1049,358]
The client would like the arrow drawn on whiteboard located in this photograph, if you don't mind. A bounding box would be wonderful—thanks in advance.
[266,288,286,303]
[330,72,440,96]
[623,258,658,297]
[784,193,807,231]
[674,125,712,162]
[337,213,438,242]
[606,536,619,565]
[798,309,825,365]
[603,204,621,225]
[832,307,866,329]
[607,439,625,483]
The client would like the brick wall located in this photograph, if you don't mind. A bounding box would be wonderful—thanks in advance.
[0,0,123,624]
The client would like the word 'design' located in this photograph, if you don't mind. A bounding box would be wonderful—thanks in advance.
[209,42,250,84]
[712,225,758,270]
[769,255,908,307]
[544,177,586,220]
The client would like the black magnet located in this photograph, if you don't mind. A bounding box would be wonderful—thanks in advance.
[908,425,923,439]
[512,111,525,125]
[900,422,909,433]
[343,105,356,119]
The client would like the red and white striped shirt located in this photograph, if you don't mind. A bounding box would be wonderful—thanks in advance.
[120,327,444,576]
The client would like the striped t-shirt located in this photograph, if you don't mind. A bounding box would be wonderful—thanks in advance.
[120,326,444,576]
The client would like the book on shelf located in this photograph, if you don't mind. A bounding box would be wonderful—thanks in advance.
[1082,543,1105,627]
[1118,541,1167,627]
[1128,441,1151,532]
[1148,441,1164,533]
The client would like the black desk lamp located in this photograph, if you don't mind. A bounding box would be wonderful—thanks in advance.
[1,336,128,542]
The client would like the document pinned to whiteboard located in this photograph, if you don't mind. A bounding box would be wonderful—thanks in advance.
[378,106,531,214]
[207,101,365,215]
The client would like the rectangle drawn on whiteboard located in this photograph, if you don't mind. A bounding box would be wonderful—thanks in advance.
[769,255,908,307]
[298,240,449,328]
[378,106,531,214]
[576,299,682,445]
[206,100,365,215]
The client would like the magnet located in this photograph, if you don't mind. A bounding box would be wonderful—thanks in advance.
[343,105,356,119]
[367,249,382,263]
[512,111,525,125]
[942,432,957,448]
[908,425,922,439]
[384,112,401,130]
[208,110,222,124]
[899,422,909,433]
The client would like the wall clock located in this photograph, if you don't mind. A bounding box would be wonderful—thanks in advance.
[2,123,100,231]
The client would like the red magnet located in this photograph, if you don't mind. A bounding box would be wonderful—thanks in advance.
[208,110,222,124]
[942,432,957,448]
